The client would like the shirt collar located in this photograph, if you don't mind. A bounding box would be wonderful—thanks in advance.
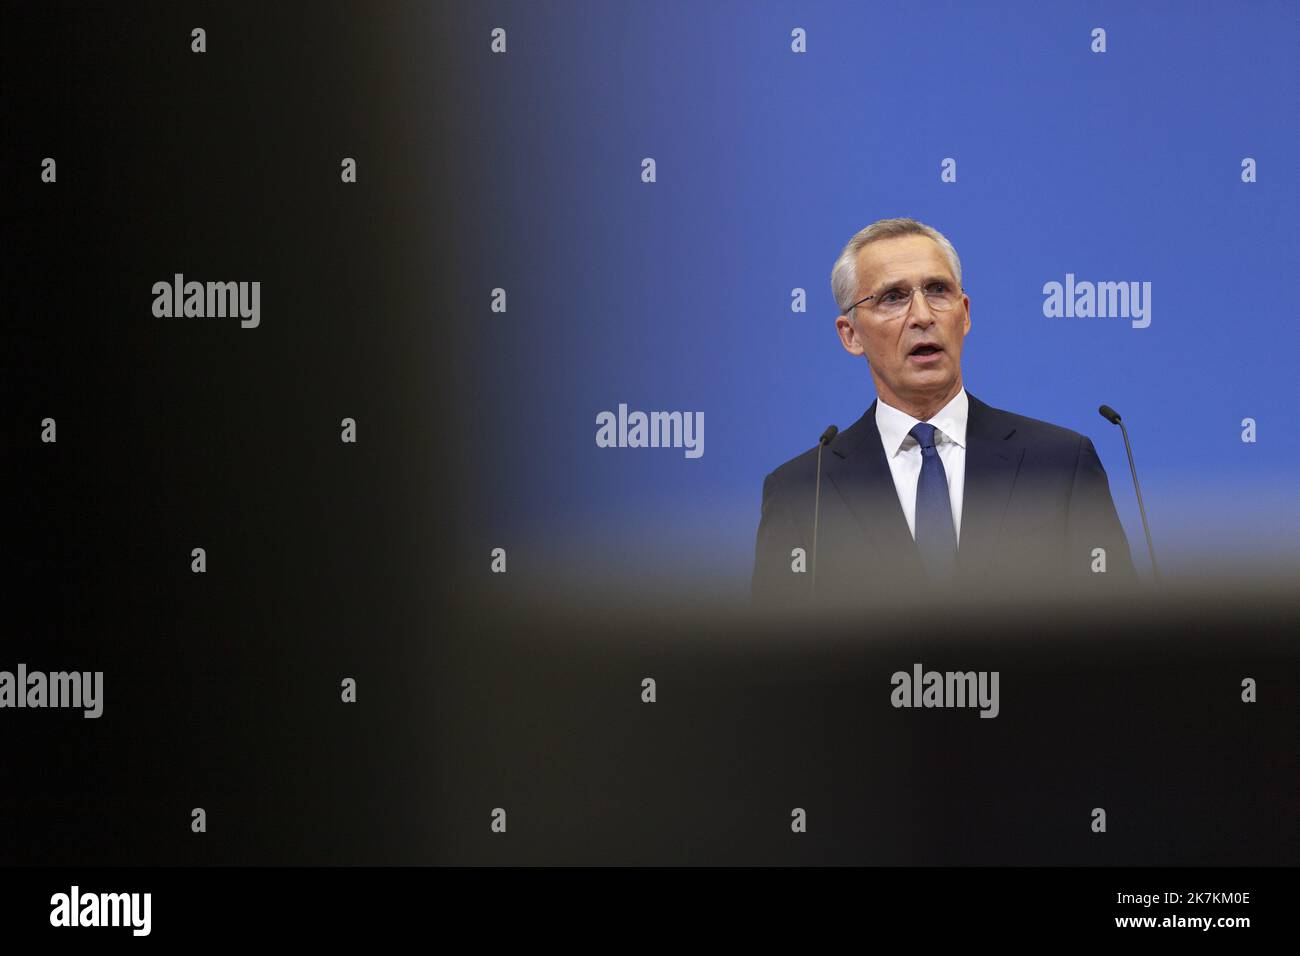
[875,387,969,457]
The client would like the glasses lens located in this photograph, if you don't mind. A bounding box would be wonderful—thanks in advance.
[876,289,910,316]
[925,287,956,310]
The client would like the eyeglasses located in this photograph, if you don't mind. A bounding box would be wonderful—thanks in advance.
[849,281,965,319]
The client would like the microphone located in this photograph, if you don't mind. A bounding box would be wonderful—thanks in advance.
[1098,404,1159,581]
[811,424,839,597]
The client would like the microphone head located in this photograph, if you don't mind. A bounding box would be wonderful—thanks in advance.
[819,424,839,446]
[1098,404,1122,425]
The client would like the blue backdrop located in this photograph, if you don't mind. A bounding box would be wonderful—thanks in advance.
[453,0,1300,596]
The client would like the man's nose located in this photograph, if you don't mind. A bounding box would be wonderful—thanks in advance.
[907,291,936,323]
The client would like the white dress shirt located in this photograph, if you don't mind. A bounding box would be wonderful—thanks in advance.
[874,388,968,544]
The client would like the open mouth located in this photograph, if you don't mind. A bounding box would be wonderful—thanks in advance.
[908,343,943,359]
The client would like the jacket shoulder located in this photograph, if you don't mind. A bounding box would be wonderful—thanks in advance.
[763,442,822,488]
[762,407,876,492]
[974,397,1092,452]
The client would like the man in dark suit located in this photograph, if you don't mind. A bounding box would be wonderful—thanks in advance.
[751,218,1137,608]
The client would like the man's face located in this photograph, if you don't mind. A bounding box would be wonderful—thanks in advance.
[834,234,971,413]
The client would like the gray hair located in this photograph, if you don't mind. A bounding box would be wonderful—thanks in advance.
[830,217,963,313]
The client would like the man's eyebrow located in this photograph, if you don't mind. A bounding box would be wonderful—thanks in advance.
[874,274,955,292]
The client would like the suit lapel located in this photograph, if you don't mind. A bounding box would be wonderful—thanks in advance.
[824,401,925,577]
[954,393,1025,580]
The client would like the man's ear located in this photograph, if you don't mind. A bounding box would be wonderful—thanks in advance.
[835,313,866,356]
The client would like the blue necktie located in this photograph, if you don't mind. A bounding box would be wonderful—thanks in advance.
[909,422,957,581]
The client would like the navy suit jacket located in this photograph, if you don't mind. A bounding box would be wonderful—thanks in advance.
[751,392,1138,607]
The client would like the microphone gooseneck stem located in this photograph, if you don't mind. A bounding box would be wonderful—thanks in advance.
[1118,419,1160,581]
[812,441,825,598]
